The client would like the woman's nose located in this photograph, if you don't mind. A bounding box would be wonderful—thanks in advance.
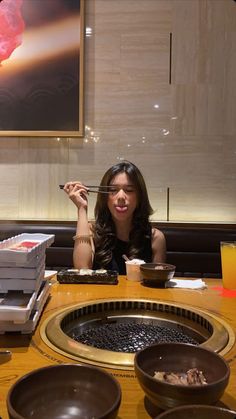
[116,188,126,199]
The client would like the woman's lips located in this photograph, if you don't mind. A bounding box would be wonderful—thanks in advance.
[115,206,128,213]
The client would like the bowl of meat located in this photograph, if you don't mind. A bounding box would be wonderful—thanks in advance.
[134,342,230,411]
[140,263,176,287]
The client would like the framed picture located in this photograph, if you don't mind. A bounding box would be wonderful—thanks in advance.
[0,0,84,137]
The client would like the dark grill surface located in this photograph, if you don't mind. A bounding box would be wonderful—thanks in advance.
[69,322,198,352]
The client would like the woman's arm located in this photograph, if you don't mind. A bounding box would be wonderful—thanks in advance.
[151,228,166,263]
[63,182,94,269]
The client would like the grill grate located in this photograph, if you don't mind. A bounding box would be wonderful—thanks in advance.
[69,322,198,353]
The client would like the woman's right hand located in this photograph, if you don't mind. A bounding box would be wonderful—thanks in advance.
[63,181,89,210]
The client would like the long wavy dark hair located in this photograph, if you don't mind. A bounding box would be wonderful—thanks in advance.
[93,161,153,268]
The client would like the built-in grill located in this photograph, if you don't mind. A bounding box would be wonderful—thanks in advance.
[41,299,235,370]
[70,322,198,352]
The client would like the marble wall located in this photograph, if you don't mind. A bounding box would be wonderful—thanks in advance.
[0,0,235,222]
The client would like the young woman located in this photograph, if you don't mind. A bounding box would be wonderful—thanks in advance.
[64,161,166,274]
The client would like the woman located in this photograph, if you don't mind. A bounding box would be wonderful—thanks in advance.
[64,161,166,274]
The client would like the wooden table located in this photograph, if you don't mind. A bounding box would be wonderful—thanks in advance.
[0,277,236,418]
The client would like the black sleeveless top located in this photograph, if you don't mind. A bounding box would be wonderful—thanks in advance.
[93,234,152,275]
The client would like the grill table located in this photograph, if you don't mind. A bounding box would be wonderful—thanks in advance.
[0,276,236,419]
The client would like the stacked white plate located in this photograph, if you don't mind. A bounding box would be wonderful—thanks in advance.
[0,233,55,333]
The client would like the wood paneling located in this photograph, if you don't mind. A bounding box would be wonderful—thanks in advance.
[0,0,235,222]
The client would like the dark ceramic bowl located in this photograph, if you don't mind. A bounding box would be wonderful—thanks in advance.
[156,404,236,419]
[7,364,121,419]
[140,263,176,287]
[134,343,230,411]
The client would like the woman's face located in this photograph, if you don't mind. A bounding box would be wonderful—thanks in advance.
[107,172,138,223]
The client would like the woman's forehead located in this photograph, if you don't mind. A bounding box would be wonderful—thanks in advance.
[110,172,133,184]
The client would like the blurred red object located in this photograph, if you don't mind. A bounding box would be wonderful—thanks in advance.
[0,0,25,64]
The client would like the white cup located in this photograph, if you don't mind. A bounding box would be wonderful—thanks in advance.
[125,259,145,282]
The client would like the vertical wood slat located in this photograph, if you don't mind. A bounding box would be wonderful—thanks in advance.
[169,32,172,84]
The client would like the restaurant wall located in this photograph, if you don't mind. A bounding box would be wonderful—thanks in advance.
[0,0,235,223]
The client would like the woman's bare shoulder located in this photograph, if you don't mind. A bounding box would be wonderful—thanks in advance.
[151,228,166,262]
[152,227,165,241]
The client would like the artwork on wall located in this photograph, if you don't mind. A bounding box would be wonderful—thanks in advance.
[0,0,84,137]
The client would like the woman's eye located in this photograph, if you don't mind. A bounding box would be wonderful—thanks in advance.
[109,187,119,194]
[109,187,135,194]
[124,187,135,193]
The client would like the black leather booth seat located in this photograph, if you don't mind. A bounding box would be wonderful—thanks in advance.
[161,225,236,278]
[0,221,235,278]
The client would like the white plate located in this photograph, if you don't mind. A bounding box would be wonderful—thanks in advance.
[0,233,54,265]
[0,282,51,334]
[0,258,45,279]
[0,266,45,294]
[0,280,50,323]
[44,270,57,280]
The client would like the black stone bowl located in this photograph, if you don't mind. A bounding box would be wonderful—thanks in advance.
[7,364,121,419]
[156,404,236,419]
[134,343,230,411]
[140,263,176,287]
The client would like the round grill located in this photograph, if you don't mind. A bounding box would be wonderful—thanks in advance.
[69,322,198,352]
[41,298,234,370]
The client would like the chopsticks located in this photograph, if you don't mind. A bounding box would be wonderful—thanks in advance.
[86,189,110,194]
[59,184,111,194]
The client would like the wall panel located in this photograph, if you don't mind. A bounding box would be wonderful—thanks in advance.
[0,0,235,222]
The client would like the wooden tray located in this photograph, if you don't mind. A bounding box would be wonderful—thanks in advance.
[57,269,118,285]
